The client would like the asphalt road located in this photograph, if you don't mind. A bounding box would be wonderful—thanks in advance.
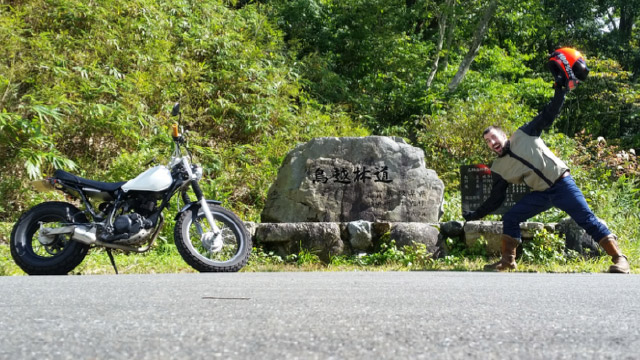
[0,272,639,359]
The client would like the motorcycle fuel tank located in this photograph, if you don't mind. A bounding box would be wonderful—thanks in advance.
[122,165,173,192]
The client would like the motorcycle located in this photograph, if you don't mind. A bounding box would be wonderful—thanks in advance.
[10,103,251,275]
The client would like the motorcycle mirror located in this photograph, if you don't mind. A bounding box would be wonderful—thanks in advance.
[171,103,180,117]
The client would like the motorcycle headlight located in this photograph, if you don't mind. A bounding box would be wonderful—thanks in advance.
[192,165,203,181]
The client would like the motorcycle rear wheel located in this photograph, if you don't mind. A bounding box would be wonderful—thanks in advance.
[10,202,90,275]
[174,204,251,272]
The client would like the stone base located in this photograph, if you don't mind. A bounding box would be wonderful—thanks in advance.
[251,222,440,262]
[247,218,603,261]
[463,221,544,255]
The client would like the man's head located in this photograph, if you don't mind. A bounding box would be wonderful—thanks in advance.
[483,126,508,155]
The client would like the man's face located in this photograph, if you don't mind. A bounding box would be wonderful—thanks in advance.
[484,128,507,155]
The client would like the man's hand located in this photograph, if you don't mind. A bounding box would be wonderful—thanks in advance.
[553,78,578,91]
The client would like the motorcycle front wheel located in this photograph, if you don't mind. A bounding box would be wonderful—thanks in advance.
[174,203,251,272]
[10,202,90,275]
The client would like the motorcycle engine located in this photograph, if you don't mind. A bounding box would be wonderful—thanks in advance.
[107,213,154,245]
[114,213,147,235]
[99,194,160,244]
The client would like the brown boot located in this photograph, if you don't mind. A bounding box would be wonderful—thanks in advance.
[484,235,519,271]
[598,234,630,274]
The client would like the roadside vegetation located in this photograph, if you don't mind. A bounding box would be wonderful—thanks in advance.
[1,224,637,275]
[1,0,639,275]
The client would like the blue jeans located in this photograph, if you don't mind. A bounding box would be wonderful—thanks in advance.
[503,175,610,242]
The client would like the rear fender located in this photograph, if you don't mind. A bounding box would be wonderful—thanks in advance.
[32,178,84,200]
[31,179,55,193]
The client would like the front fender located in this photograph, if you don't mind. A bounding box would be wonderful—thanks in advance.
[174,200,222,220]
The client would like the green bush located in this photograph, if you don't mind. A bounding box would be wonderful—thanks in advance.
[0,0,368,222]
[521,229,566,266]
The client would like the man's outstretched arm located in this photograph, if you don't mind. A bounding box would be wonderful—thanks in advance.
[519,87,568,137]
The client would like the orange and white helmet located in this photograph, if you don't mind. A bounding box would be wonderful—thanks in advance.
[548,47,589,89]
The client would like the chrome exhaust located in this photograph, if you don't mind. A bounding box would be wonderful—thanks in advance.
[38,225,97,245]
[72,226,97,245]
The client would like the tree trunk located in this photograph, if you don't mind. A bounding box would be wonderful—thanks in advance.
[618,1,635,45]
[447,0,498,92]
[426,0,453,89]
[440,1,457,72]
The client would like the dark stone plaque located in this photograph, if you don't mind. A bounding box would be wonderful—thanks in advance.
[460,165,530,215]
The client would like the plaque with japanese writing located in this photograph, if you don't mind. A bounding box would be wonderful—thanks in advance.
[460,164,530,215]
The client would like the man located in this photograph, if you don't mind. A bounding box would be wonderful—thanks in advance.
[463,83,630,274]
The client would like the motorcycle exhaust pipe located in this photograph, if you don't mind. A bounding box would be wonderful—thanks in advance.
[72,226,97,245]
[38,225,97,245]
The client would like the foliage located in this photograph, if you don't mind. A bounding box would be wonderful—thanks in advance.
[285,248,321,266]
[0,0,367,221]
[248,246,285,266]
[521,229,567,266]
[556,59,640,147]
[444,235,487,259]
[270,0,438,134]
[1,0,639,274]
[439,190,462,222]
[355,240,410,266]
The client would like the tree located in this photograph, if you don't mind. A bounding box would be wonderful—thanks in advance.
[447,0,499,92]
[617,0,637,46]
[426,0,454,89]
[439,0,458,72]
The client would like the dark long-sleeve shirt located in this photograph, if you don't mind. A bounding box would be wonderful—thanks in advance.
[520,87,568,137]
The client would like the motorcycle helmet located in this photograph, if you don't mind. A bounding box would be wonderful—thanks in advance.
[548,47,589,89]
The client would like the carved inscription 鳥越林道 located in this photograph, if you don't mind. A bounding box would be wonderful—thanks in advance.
[311,165,394,185]
[307,162,435,221]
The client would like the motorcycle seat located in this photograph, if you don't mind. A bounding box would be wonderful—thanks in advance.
[53,170,126,192]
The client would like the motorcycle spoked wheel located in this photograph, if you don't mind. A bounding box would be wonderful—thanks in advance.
[174,204,251,272]
[10,202,90,275]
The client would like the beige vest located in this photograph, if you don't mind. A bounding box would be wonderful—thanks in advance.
[491,129,569,192]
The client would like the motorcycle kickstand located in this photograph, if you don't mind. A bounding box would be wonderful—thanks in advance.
[106,249,119,275]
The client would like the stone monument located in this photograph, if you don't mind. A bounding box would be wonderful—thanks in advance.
[261,136,445,223]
